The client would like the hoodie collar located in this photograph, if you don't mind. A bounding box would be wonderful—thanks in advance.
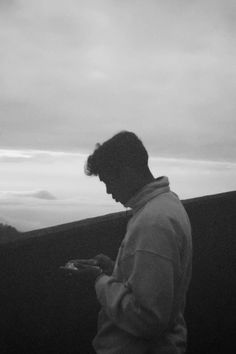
[125,176,170,213]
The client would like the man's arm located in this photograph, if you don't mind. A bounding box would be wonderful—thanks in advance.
[95,249,174,339]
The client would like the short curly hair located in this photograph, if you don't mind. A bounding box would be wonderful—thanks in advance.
[85,131,149,178]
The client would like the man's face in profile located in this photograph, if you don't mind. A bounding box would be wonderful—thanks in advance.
[99,172,130,205]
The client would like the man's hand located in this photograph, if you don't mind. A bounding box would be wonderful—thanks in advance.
[59,254,114,280]
[59,259,103,281]
[94,254,115,275]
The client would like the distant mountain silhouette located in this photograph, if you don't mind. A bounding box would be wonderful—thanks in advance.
[0,223,20,243]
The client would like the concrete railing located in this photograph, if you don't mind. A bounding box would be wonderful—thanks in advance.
[0,191,235,354]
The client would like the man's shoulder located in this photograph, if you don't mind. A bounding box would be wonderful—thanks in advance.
[128,195,168,234]
[131,191,189,235]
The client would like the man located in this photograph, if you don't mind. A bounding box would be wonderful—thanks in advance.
[67,131,192,353]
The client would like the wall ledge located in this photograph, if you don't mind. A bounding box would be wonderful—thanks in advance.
[1,190,235,247]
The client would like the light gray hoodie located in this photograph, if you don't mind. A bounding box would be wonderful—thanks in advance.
[93,177,192,354]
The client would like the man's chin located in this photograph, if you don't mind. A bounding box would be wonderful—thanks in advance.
[112,196,126,205]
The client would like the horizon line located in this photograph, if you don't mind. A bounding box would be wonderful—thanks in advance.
[0,147,236,166]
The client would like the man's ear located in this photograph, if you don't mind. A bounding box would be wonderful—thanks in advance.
[120,166,135,180]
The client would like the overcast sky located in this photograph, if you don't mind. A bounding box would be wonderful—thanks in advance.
[0,0,235,231]
[0,0,235,161]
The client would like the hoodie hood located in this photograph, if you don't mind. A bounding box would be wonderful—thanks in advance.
[125,176,170,213]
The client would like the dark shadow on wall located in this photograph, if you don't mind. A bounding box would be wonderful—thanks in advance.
[0,191,235,354]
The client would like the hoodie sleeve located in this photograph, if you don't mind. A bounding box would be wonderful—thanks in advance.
[95,248,174,339]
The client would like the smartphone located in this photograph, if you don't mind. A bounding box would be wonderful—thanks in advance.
[59,261,100,273]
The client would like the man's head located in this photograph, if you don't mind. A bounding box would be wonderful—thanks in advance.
[85,131,154,205]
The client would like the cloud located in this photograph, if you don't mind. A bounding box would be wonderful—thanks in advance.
[16,190,57,200]
[0,0,235,162]
[0,190,57,200]
[0,148,86,164]
[0,149,33,162]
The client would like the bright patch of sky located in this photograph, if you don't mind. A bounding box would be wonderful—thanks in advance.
[0,149,235,231]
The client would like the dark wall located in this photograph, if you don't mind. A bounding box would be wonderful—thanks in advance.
[184,192,236,354]
[0,192,235,354]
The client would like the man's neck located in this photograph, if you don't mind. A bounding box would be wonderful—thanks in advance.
[130,173,155,200]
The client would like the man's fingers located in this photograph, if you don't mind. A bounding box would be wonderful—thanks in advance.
[94,254,107,261]
[65,259,98,267]
[73,259,98,266]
